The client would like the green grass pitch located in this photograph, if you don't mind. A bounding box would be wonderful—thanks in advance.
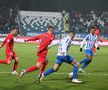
[0,43,108,90]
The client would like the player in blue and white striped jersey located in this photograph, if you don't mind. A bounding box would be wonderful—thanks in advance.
[39,31,82,83]
[79,26,99,73]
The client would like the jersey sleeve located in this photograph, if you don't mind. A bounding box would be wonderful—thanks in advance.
[80,35,88,48]
[27,34,43,41]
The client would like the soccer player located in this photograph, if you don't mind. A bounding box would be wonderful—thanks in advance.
[19,25,54,78]
[0,28,19,74]
[92,26,102,55]
[79,26,99,73]
[39,31,82,83]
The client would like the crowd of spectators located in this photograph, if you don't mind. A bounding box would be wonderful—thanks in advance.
[69,10,108,34]
[0,7,18,34]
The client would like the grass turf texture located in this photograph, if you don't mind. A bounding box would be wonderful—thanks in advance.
[0,43,108,90]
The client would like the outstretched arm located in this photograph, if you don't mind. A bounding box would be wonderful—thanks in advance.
[48,41,59,49]
[25,34,42,42]
[80,35,88,48]
[80,35,88,51]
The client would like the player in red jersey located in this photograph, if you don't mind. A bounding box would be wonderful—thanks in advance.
[92,26,102,55]
[0,28,19,75]
[19,25,54,78]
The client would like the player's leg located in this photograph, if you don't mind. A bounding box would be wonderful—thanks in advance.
[81,55,92,70]
[92,46,97,56]
[39,63,61,82]
[39,58,48,75]
[79,50,93,72]
[71,60,82,83]
[12,57,19,75]
[43,56,63,77]
[11,52,19,75]
[25,55,46,73]
[19,62,41,78]
[37,59,48,83]
[19,55,45,78]
[66,55,82,83]
[44,63,61,77]
[0,54,12,65]
[39,56,63,82]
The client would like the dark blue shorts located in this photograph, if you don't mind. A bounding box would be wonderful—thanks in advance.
[56,55,74,65]
[84,50,94,56]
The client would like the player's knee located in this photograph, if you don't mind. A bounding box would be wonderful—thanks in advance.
[53,68,59,72]
[54,69,58,72]
[36,64,41,69]
[36,62,42,69]
[7,61,11,65]
[15,57,19,63]
[71,60,80,67]
[88,58,92,61]
[87,57,92,60]
[75,62,80,67]
[44,60,48,65]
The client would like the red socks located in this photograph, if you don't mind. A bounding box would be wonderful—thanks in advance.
[25,65,38,73]
[40,63,47,75]
[13,61,18,71]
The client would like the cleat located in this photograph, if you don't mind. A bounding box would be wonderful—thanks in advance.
[19,70,25,78]
[72,79,82,83]
[79,68,85,73]
[12,71,18,75]
[37,73,44,83]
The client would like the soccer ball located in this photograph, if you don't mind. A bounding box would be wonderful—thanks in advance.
[68,72,73,79]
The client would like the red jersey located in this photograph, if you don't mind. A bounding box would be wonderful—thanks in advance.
[1,34,14,54]
[95,29,102,42]
[27,32,54,56]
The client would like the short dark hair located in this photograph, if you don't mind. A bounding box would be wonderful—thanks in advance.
[48,25,54,29]
[10,27,18,31]
[89,26,96,30]
[66,30,75,35]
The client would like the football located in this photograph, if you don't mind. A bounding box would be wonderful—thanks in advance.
[68,72,73,79]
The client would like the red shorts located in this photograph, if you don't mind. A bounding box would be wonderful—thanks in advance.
[6,51,17,62]
[37,53,47,63]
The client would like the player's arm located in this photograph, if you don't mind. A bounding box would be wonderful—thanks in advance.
[80,35,88,51]
[25,34,42,42]
[48,41,59,49]
[98,34,102,42]
[0,38,6,48]
[95,36,100,50]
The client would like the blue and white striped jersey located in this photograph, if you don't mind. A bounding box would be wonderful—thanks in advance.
[57,36,72,56]
[80,34,98,50]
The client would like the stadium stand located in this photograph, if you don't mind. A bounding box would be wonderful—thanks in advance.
[19,11,64,36]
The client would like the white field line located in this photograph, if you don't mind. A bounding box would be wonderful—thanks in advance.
[0,72,108,76]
